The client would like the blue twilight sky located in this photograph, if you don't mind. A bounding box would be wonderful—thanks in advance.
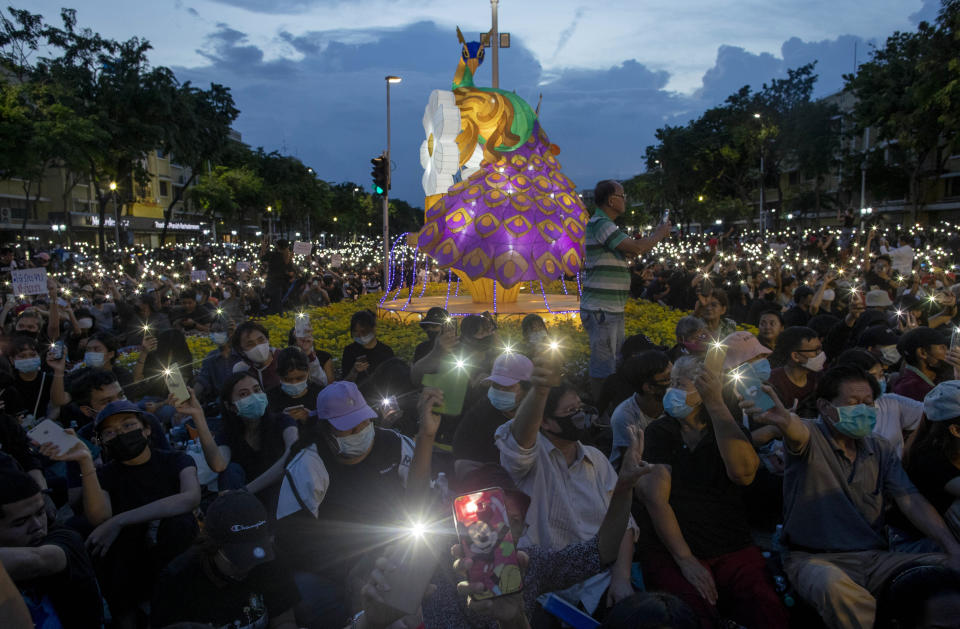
[30,0,943,208]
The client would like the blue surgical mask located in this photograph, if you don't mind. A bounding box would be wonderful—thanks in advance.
[487,387,518,412]
[15,357,41,373]
[748,358,771,382]
[354,333,375,346]
[210,332,228,346]
[663,387,695,419]
[280,380,308,397]
[84,351,105,368]
[235,392,268,420]
[877,378,887,395]
[831,403,878,439]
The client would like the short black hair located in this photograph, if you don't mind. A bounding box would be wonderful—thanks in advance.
[276,346,309,377]
[231,321,270,355]
[0,468,41,517]
[349,310,376,334]
[520,314,546,336]
[10,334,38,356]
[624,350,671,394]
[815,364,880,403]
[88,331,119,354]
[757,308,783,324]
[68,368,120,407]
[835,348,881,372]
[770,326,818,364]
[593,179,620,209]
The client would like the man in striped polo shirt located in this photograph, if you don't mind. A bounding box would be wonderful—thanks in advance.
[581,180,671,398]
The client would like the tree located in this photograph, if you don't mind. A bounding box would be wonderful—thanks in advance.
[844,1,960,218]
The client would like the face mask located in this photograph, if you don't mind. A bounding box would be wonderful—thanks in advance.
[487,387,518,412]
[235,392,268,420]
[748,358,772,382]
[210,332,229,346]
[528,332,547,345]
[195,293,203,302]
[280,380,308,397]
[245,342,271,364]
[223,291,231,299]
[830,403,878,439]
[335,423,375,458]
[803,351,827,372]
[354,333,375,346]
[545,408,595,442]
[682,340,706,353]
[663,387,696,419]
[104,429,149,461]
[84,351,105,368]
[877,378,887,395]
[14,357,41,373]
[77,318,94,329]
[879,345,901,366]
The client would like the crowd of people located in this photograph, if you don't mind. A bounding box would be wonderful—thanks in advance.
[0,188,959,629]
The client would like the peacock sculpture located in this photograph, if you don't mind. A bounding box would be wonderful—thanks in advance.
[417,28,588,302]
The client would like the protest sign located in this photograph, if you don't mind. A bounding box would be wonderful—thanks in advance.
[11,268,48,296]
[190,270,208,283]
[293,241,313,256]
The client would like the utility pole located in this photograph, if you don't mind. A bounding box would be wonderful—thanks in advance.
[490,0,500,88]
[384,76,402,292]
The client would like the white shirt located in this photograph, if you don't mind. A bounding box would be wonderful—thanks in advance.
[873,393,924,458]
[880,244,914,277]
[495,421,637,613]
[609,394,654,466]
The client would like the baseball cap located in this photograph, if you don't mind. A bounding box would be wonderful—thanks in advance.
[923,381,960,422]
[721,331,771,370]
[204,491,275,572]
[484,352,534,387]
[315,381,377,431]
[897,327,949,360]
[865,289,893,308]
[858,325,900,348]
[419,307,450,329]
[94,400,145,429]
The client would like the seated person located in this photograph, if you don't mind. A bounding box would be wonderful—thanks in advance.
[341,310,394,384]
[747,365,960,629]
[757,308,783,351]
[0,413,45,490]
[151,491,299,629]
[286,328,334,387]
[767,326,824,418]
[1,336,54,422]
[80,331,132,387]
[267,347,324,424]
[892,327,954,401]
[84,400,201,628]
[190,373,298,498]
[595,333,660,417]
[413,307,450,364]
[520,313,548,357]
[231,321,284,391]
[452,352,533,471]
[171,292,214,333]
[194,324,236,406]
[666,316,710,363]
[609,350,671,467]
[635,356,787,629]
[129,327,193,425]
[0,469,103,629]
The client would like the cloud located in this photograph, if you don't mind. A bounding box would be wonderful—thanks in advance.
[909,0,942,24]
[550,7,586,63]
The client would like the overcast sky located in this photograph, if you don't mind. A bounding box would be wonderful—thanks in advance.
[30,0,943,209]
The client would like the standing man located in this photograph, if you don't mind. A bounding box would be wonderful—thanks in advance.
[581,180,670,399]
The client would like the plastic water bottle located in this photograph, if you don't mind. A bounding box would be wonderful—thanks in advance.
[774,575,795,607]
[435,472,450,504]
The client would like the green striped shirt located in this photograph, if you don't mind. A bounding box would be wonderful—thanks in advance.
[581,209,629,312]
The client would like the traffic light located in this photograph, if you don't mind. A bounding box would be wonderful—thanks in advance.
[371,153,388,194]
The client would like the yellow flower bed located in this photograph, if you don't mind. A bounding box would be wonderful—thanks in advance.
[120,289,756,377]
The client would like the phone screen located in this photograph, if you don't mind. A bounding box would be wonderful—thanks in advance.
[951,326,960,350]
[453,488,523,599]
[165,362,190,404]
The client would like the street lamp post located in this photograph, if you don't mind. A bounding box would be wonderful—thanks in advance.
[109,181,120,248]
[384,75,402,292]
[753,113,765,236]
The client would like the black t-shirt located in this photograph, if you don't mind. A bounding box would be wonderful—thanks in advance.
[452,395,510,464]
[98,448,196,514]
[16,527,103,629]
[635,416,753,559]
[276,428,411,578]
[152,546,299,629]
[3,370,53,419]
[781,305,811,328]
[413,339,435,364]
[267,382,323,414]
[909,452,959,516]
[216,413,297,480]
[341,340,395,383]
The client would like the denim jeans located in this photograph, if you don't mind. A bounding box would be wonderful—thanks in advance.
[580,309,624,379]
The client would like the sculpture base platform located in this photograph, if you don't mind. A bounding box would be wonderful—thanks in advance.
[378,293,581,324]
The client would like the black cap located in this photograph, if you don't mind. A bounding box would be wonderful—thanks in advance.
[420,307,450,328]
[204,491,275,572]
[897,327,949,361]
[858,325,900,348]
[794,285,815,301]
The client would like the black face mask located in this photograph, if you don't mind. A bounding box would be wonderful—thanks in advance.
[544,407,596,442]
[104,429,149,462]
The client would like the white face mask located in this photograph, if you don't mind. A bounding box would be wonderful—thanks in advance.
[77,318,94,329]
[84,351,105,367]
[245,342,271,364]
[879,345,901,366]
[803,351,827,373]
[354,333,375,346]
[335,423,374,458]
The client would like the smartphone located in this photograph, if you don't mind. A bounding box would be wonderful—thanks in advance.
[378,535,442,616]
[283,405,307,414]
[28,419,81,457]
[951,326,960,350]
[294,314,311,338]
[165,362,190,404]
[453,488,523,599]
[49,341,64,361]
[733,362,775,413]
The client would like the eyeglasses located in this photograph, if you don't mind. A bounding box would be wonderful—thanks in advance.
[610,194,626,199]
[795,346,823,354]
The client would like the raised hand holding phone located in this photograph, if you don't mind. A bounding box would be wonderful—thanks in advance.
[165,362,190,404]
[28,420,82,458]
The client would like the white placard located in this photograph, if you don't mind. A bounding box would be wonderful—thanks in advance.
[331,253,342,268]
[190,270,208,283]
[236,261,251,273]
[293,241,312,256]
[11,267,48,296]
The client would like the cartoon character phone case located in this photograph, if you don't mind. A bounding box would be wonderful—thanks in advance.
[453,487,523,599]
